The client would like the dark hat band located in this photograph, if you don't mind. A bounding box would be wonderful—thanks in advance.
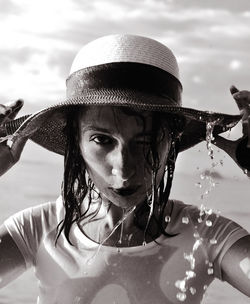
[66,62,182,106]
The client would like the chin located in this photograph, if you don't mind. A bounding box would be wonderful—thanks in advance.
[103,191,146,209]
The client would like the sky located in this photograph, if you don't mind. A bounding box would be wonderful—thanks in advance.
[1,0,250,176]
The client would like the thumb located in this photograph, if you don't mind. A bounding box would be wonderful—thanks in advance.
[230,85,239,96]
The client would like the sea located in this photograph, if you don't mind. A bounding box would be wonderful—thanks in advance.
[0,140,249,303]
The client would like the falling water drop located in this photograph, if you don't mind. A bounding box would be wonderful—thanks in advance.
[186,270,196,279]
[193,231,199,238]
[195,182,202,188]
[73,296,82,304]
[176,292,187,302]
[190,287,196,295]
[205,220,212,227]
[175,280,186,292]
[165,215,171,222]
[200,174,205,180]
[209,238,217,245]
[182,217,189,224]
[207,268,214,275]
[197,217,203,224]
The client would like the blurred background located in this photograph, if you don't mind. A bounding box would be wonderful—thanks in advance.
[0,0,250,303]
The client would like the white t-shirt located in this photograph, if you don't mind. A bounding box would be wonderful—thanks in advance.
[4,197,248,304]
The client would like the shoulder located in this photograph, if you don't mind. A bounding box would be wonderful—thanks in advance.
[5,196,64,232]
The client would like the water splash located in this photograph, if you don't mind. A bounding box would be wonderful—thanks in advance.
[206,120,219,160]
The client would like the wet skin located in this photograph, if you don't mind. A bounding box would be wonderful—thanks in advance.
[78,106,170,244]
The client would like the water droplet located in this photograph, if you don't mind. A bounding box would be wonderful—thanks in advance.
[193,239,202,251]
[184,253,195,269]
[220,159,224,166]
[197,217,203,223]
[117,248,122,253]
[200,174,205,180]
[195,182,202,188]
[165,215,171,222]
[190,287,196,295]
[203,285,208,290]
[176,292,187,302]
[209,238,217,245]
[175,280,186,292]
[186,270,196,279]
[208,268,214,275]
[182,217,189,224]
[205,208,213,215]
[74,296,82,304]
[193,231,199,238]
[142,241,147,246]
[244,169,249,175]
[205,220,212,227]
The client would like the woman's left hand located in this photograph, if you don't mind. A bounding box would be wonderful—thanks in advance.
[230,85,250,145]
[213,86,250,176]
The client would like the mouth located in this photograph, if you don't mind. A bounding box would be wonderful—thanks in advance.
[109,186,141,197]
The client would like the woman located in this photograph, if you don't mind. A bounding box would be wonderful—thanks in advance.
[0,34,250,303]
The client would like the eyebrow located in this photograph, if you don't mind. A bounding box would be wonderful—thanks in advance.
[82,126,153,137]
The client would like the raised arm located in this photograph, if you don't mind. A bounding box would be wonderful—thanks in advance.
[0,99,28,176]
[0,100,29,286]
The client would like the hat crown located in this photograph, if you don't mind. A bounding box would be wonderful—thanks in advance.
[70,34,180,82]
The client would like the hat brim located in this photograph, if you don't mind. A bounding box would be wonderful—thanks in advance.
[4,90,241,154]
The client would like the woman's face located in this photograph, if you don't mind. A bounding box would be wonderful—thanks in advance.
[78,106,170,209]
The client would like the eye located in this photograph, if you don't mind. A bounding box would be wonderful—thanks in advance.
[90,134,113,145]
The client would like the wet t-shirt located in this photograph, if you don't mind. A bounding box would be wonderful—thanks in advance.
[4,197,248,304]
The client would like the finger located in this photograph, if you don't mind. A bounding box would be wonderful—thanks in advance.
[230,85,239,95]
[5,99,24,120]
[231,91,250,111]
[0,106,12,125]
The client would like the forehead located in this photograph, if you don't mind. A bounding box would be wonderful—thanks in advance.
[78,106,153,132]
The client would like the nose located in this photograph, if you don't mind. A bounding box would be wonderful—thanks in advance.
[109,145,135,183]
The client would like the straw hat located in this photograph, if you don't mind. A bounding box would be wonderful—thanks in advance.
[1,34,241,154]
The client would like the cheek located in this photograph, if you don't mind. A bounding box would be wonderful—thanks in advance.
[79,141,110,181]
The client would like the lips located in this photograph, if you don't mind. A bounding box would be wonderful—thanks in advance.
[109,186,141,197]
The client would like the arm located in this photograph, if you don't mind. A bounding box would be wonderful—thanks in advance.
[0,100,28,176]
[221,235,250,296]
[0,224,27,288]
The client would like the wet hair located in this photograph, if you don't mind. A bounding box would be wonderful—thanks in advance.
[56,106,186,245]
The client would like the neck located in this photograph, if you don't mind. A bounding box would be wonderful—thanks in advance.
[78,195,160,247]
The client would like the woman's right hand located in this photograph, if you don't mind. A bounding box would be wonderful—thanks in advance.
[0,100,28,176]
